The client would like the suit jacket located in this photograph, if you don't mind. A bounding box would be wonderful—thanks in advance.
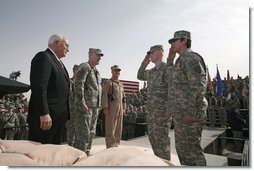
[28,48,70,123]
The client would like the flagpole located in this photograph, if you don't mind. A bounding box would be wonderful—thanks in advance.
[207,66,214,96]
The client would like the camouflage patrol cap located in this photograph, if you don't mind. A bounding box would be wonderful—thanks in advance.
[89,48,104,56]
[147,45,164,54]
[168,30,191,44]
[111,65,121,71]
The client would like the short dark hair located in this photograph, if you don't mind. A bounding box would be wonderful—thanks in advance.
[180,38,191,48]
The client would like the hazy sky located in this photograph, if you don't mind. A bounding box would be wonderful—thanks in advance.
[0,0,249,98]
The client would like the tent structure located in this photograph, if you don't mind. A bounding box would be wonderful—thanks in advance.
[0,75,30,98]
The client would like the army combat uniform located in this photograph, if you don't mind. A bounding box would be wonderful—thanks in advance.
[137,45,171,161]
[74,62,101,153]
[16,103,28,140]
[127,108,137,139]
[1,104,19,140]
[166,30,207,165]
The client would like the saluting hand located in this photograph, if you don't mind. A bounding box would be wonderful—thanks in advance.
[143,54,151,65]
[168,47,176,61]
[40,114,52,130]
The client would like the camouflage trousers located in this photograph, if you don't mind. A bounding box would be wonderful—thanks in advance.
[147,111,171,161]
[174,119,206,166]
[74,108,99,152]
[66,108,77,146]
[66,118,76,146]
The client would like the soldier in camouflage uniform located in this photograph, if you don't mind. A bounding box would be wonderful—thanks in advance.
[21,103,29,140]
[208,95,217,127]
[140,106,148,133]
[15,103,28,140]
[122,106,129,140]
[66,64,79,146]
[2,103,19,140]
[74,48,103,156]
[217,96,228,127]
[166,30,208,165]
[127,105,137,139]
[137,45,171,161]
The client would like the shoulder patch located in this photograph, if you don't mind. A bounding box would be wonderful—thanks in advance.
[188,59,203,74]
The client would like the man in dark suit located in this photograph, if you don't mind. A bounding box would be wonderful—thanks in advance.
[28,34,70,144]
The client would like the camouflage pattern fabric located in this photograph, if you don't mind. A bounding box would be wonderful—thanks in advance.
[137,61,171,161]
[166,48,207,166]
[1,112,19,140]
[73,62,101,152]
[127,111,137,139]
[16,112,28,140]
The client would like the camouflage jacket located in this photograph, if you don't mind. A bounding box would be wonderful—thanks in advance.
[74,62,101,108]
[166,48,208,120]
[137,62,168,112]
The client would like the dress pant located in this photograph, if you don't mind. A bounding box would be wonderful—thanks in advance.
[28,110,68,144]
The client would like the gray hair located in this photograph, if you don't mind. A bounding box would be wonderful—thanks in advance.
[48,34,65,46]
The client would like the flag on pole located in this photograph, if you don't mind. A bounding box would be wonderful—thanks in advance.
[207,67,214,96]
[216,65,223,97]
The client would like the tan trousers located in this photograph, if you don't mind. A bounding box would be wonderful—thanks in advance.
[105,111,123,148]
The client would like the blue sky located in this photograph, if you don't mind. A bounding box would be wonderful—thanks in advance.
[0,0,250,98]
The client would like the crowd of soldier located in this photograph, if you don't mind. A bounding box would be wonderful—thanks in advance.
[0,93,29,140]
[206,76,249,128]
[123,91,147,138]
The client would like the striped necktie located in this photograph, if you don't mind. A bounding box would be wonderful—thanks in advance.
[59,60,64,68]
